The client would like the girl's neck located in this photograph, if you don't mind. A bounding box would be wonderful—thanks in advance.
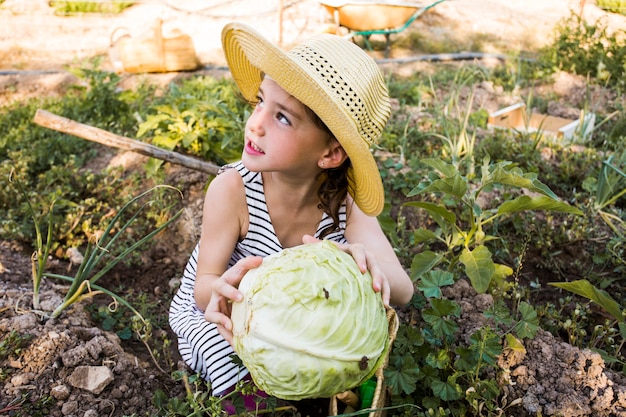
[262,171,322,210]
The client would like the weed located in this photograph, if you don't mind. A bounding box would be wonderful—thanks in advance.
[49,1,135,15]
[0,330,33,361]
[539,12,626,91]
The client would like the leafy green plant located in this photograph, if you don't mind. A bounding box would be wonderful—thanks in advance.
[583,151,626,236]
[15,178,183,319]
[597,0,626,15]
[154,371,288,416]
[43,186,183,319]
[405,157,582,293]
[0,330,33,362]
[385,274,538,416]
[136,77,247,176]
[549,279,626,372]
[49,0,135,14]
[0,62,155,251]
[540,12,626,90]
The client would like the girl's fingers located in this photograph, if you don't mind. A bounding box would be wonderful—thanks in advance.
[301,237,390,304]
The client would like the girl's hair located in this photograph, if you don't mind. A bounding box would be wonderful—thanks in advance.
[305,106,350,239]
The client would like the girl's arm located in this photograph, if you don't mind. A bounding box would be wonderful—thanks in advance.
[336,199,414,306]
[193,168,250,311]
[194,168,263,343]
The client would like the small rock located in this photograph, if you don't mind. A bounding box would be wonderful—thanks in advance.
[51,384,71,400]
[83,410,98,417]
[61,345,89,367]
[11,372,35,386]
[61,400,79,416]
[39,294,64,312]
[11,313,38,331]
[68,366,114,395]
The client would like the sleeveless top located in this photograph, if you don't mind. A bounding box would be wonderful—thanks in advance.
[169,161,348,395]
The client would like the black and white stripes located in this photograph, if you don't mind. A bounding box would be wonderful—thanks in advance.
[169,161,347,395]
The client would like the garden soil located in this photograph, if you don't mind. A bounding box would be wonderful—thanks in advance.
[2,0,626,416]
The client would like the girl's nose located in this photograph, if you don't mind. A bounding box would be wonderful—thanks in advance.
[248,107,267,135]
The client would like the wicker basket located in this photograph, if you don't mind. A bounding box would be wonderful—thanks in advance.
[329,307,400,417]
[110,19,198,73]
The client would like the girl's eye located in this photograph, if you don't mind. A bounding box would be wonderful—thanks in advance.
[277,113,290,126]
[255,96,264,108]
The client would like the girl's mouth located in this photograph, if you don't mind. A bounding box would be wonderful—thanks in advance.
[245,140,265,155]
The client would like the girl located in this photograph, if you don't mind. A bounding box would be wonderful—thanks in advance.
[169,21,414,399]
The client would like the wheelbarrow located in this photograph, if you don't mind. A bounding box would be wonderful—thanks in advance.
[320,0,446,55]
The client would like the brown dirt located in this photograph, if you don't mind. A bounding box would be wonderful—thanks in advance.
[2,1,626,416]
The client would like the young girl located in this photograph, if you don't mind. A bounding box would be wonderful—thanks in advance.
[169,21,414,398]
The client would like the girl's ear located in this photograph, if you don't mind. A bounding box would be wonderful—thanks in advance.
[319,141,348,169]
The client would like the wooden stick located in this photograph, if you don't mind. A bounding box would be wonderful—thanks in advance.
[33,109,221,175]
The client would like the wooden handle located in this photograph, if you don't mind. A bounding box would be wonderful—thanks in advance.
[33,109,220,175]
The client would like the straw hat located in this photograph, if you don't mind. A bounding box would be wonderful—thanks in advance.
[221,22,391,216]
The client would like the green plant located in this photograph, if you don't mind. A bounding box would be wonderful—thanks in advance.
[385,276,538,416]
[43,186,183,318]
[583,151,626,236]
[136,76,247,177]
[15,180,183,319]
[405,157,582,293]
[597,0,626,15]
[0,62,155,251]
[540,12,626,90]
[0,330,33,362]
[154,372,288,416]
[549,279,626,372]
[49,0,135,14]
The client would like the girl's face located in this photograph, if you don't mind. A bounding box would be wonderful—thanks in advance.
[242,77,336,177]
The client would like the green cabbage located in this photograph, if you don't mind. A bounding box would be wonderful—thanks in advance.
[231,240,389,400]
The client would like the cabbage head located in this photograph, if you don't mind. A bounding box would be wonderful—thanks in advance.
[231,240,389,400]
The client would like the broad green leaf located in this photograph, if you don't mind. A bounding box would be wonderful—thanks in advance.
[425,317,458,339]
[498,195,583,215]
[505,334,526,353]
[145,158,164,177]
[411,175,468,199]
[404,201,457,225]
[425,349,450,369]
[151,134,179,151]
[410,251,444,281]
[488,162,558,199]
[469,328,502,365]
[549,279,624,322]
[417,270,455,298]
[181,131,199,148]
[413,228,439,243]
[484,299,514,327]
[514,301,539,339]
[384,355,421,395]
[136,113,171,137]
[420,158,459,178]
[431,377,461,401]
[454,346,477,370]
[459,245,495,293]
[423,299,460,338]
[428,298,462,317]
[493,263,514,280]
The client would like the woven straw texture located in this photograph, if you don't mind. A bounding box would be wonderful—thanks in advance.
[221,22,390,216]
[112,19,198,73]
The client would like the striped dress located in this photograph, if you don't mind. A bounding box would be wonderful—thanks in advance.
[169,161,348,395]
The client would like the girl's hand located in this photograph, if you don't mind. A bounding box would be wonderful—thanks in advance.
[204,256,263,345]
[302,235,391,307]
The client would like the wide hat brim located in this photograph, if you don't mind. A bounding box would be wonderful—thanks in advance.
[221,22,390,216]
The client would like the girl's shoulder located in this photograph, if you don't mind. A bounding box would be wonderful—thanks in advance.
[208,165,245,195]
